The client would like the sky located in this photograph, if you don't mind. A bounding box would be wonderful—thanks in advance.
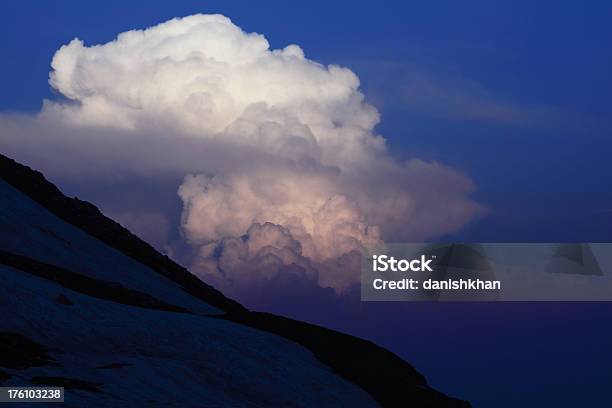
[1,1,612,407]
[2,0,612,242]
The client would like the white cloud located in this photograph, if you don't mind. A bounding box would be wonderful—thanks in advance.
[0,14,483,293]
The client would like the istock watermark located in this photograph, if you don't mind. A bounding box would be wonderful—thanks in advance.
[372,254,434,272]
[361,243,612,301]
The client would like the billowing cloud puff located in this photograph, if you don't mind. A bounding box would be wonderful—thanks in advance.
[1,14,484,293]
[46,14,382,170]
[177,171,381,263]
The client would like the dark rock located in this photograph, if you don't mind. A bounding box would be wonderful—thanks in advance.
[222,312,472,408]
[31,376,102,393]
[56,294,74,306]
[0,369,11,385]
[0,332,55,369]
[0,250,189,313]
[95,363,133,370]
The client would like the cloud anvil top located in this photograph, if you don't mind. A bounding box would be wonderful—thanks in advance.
[1,13,482,295]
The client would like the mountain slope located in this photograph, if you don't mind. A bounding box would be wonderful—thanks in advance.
[0,154,243,314]
[0,262,377,407]
[0,153,470,407]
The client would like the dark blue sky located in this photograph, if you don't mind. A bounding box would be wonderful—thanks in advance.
[2,0,612,242]
[2,2,612,407]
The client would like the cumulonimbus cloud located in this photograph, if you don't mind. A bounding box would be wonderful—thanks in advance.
[0,14,484,293]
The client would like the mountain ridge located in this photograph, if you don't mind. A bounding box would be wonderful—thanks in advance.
[0,153,471,407]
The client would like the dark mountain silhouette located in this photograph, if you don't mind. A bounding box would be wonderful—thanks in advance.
[0,153,470,407]
[0,154,245,314]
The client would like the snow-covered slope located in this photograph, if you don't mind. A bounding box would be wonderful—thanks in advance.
[0,179,219,315]
[0,154,471,407]
[0,263,378,407]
